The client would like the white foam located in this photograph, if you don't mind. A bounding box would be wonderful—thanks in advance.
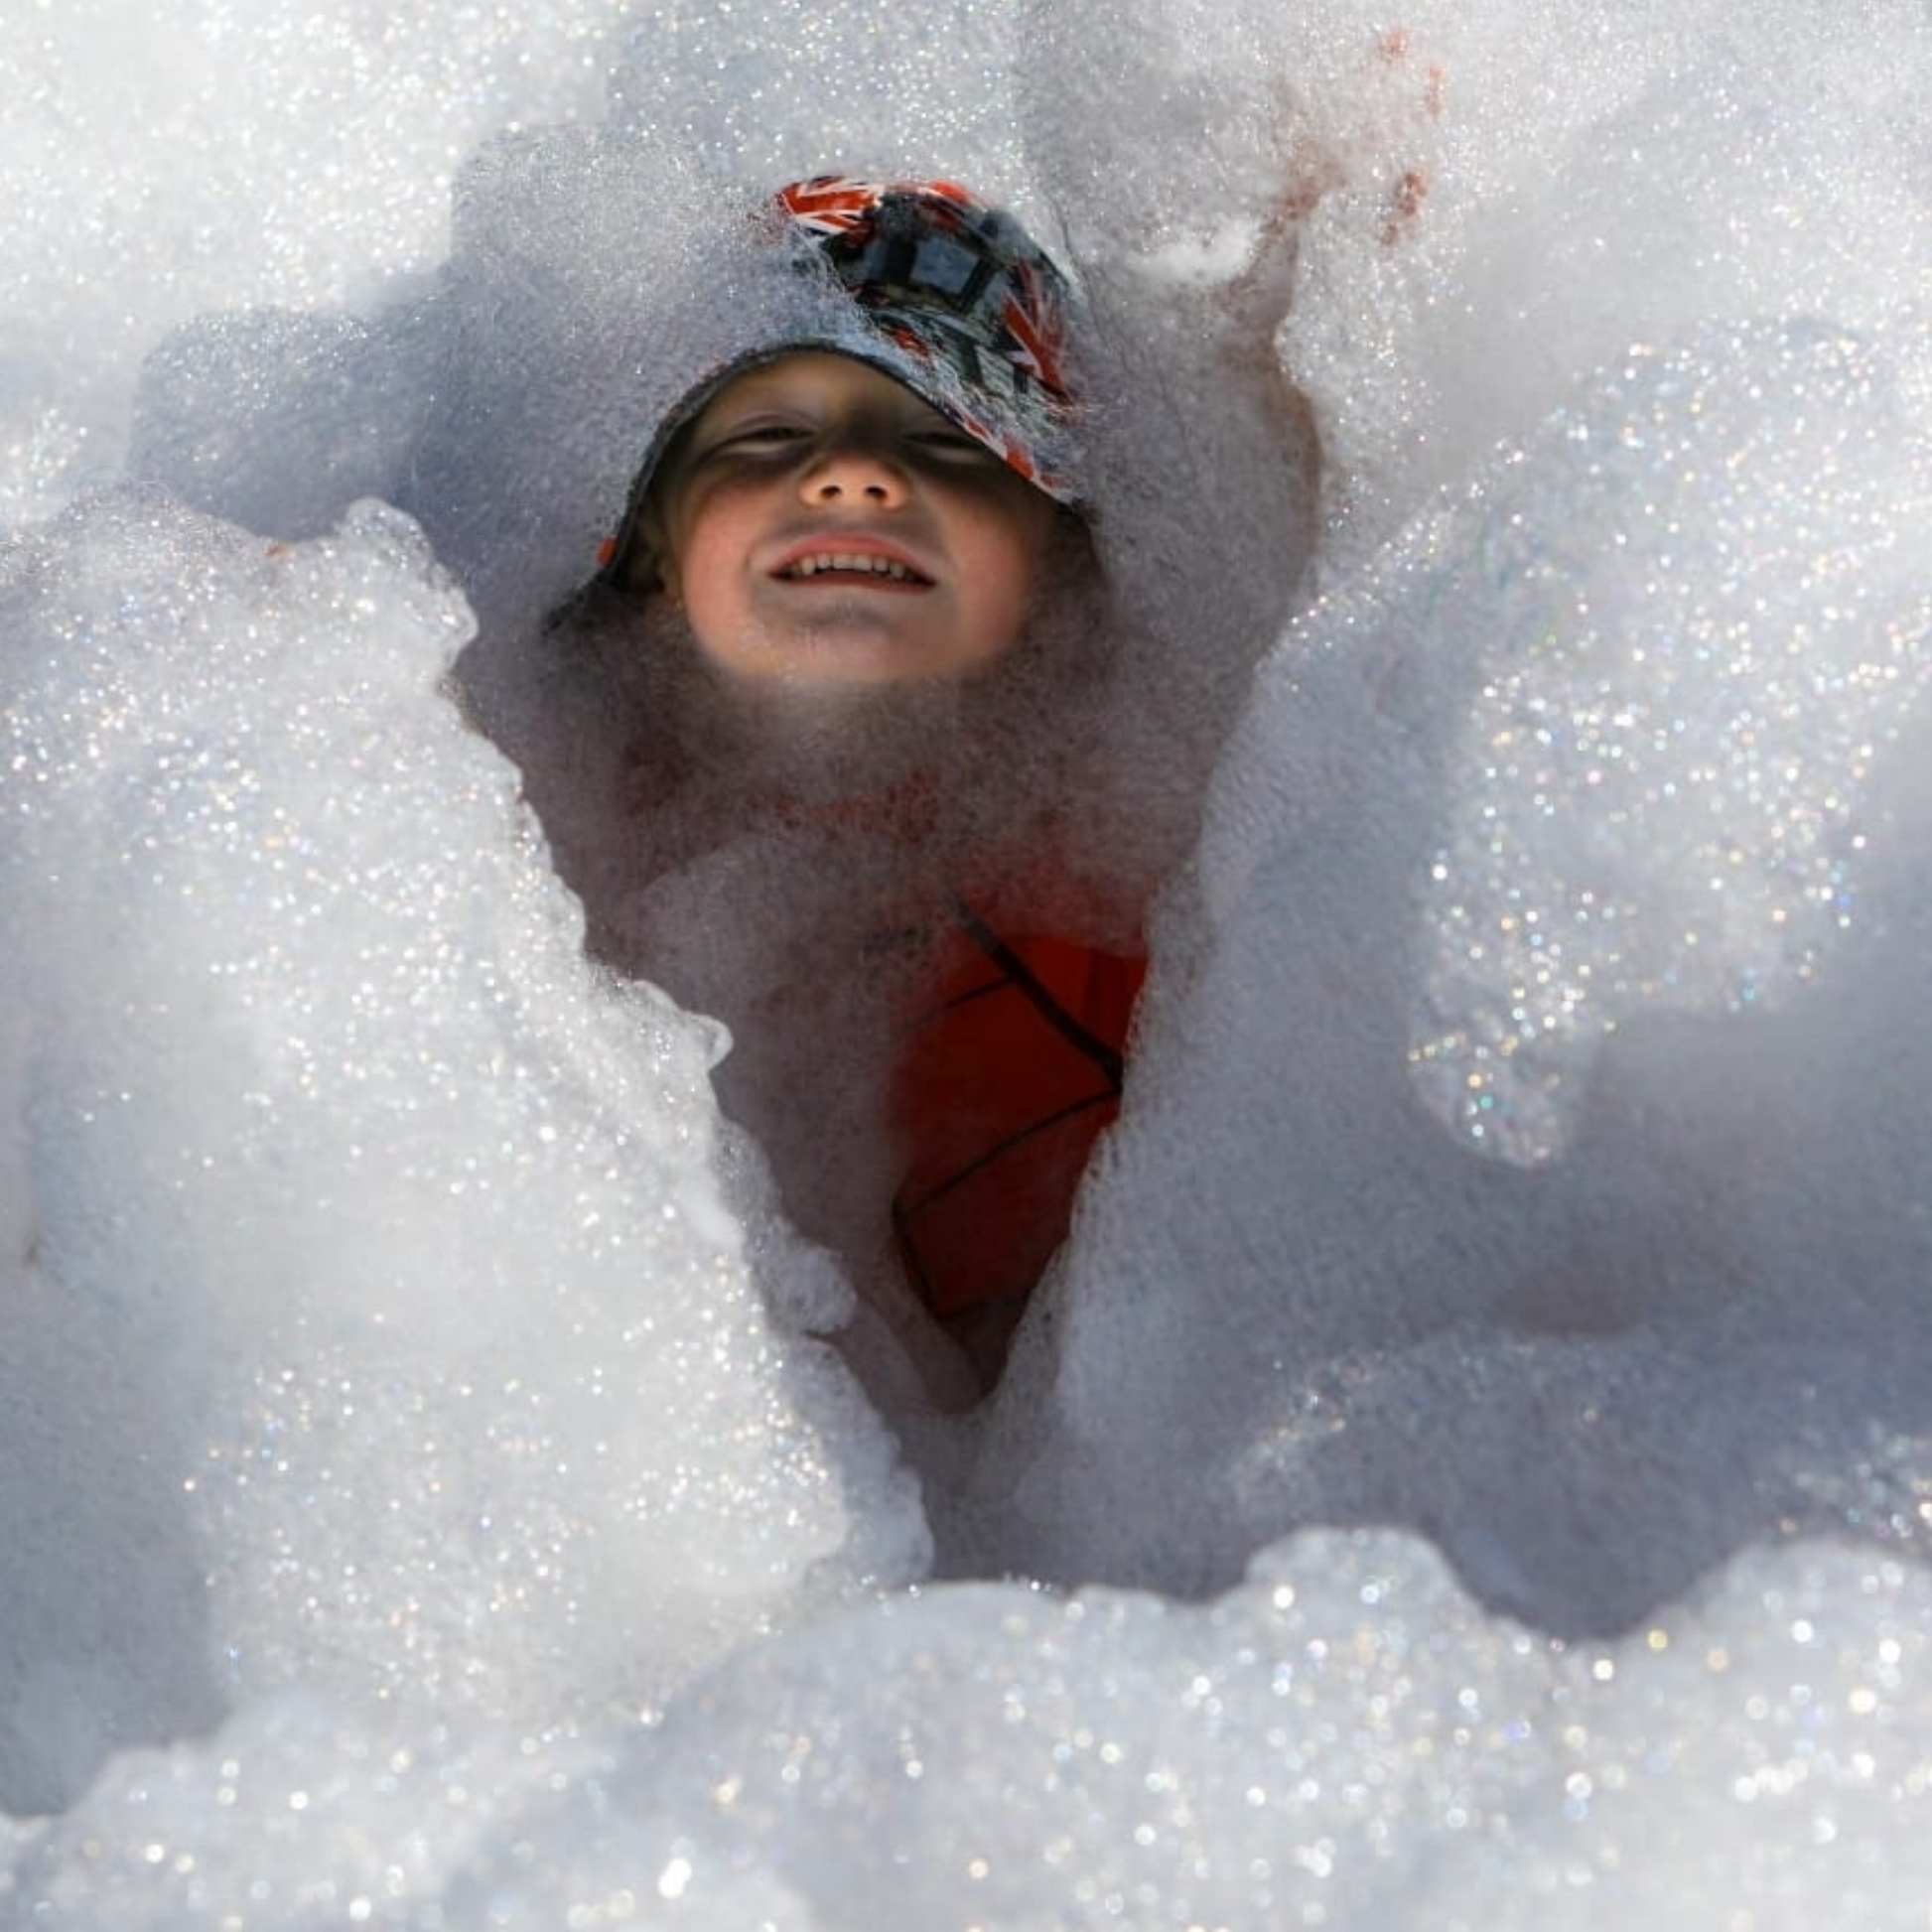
[9,1530,1932,1927]
[7,0,1932,1918]
[610,0,1030,211]
[0,491,925,1810]
[0,0,630,529]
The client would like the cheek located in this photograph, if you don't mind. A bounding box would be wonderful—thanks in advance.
[659,495,744,605]
[964,513,1054,631]
[672,551,741,653]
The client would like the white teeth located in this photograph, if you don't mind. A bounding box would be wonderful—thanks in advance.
[787,553,918,581]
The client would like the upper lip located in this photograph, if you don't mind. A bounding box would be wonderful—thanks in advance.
[768,533,936,585]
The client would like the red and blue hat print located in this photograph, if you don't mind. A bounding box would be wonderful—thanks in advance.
[767,175,1079,503]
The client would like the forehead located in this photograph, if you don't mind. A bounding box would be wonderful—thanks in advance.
[694,350,944,424]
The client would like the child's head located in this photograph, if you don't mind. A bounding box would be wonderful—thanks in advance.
[603,177,1090,693]
[635,347,1067,688]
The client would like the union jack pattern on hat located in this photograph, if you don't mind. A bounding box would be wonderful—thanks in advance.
[766,176,1078,500]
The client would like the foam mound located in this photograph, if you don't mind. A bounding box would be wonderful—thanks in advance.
[6,0,1932,1920]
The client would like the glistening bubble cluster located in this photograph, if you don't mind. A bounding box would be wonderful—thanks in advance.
[1410,326,1932,1163]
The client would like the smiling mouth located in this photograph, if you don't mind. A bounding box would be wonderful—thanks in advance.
[776,552,933,586]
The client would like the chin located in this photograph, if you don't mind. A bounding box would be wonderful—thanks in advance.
[696,613,1026,697]
[750,642,1004,692]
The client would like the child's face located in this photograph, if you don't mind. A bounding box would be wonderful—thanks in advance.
[636,352,1064,690]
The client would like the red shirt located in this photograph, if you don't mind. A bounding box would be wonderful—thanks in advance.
[890,904,1146,1323]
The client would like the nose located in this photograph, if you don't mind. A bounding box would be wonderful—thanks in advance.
[799,437,908,508]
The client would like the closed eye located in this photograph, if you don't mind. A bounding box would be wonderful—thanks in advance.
[905,429,996,463]
[709,423,812,456]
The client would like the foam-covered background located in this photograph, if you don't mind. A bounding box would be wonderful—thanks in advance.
[6,0,1932,1921]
